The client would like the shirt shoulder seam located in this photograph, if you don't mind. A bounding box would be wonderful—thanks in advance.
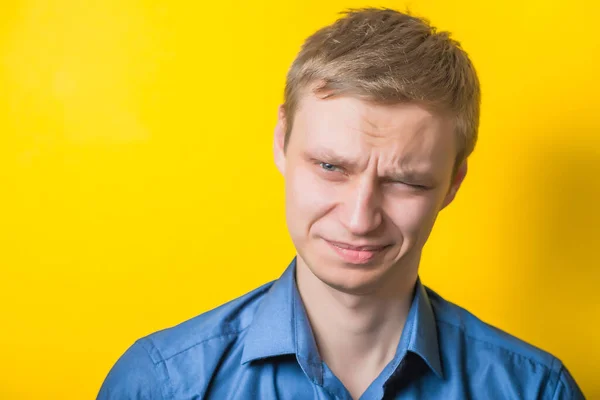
[435,318,561,373]
[136,337,174,400]
[145,325,251,364]
[550,364,564,400]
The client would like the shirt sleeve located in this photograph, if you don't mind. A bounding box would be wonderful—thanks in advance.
[97,340,166,400]
[551,365,586,400]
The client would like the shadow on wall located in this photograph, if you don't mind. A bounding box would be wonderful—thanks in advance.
[522,133,600,397]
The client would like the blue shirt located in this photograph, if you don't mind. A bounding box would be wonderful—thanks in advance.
[98,257,584,399]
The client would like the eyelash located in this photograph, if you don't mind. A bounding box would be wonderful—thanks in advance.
[319,162,341,173]
[317,162,428,190]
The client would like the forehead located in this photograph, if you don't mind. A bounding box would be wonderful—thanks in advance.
[291,94,457,170]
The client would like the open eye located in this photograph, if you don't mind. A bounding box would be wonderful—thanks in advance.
[319,162,341,172]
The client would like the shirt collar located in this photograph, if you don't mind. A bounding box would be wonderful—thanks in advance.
[240,257,443,381]
[399,275,444,378]
[240,257,323,383]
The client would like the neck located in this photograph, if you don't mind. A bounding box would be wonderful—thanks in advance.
[295,254,419,398]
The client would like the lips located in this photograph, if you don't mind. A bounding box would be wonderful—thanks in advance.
[325,240,389,264]
[326,240,388,251]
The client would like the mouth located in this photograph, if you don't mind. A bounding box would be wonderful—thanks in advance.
[325,240,390,264]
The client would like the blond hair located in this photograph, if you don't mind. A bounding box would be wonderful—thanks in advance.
[283,8,481,170]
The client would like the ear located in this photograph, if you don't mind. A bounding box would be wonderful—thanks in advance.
[440,160,468,210]
[273,105,287,176]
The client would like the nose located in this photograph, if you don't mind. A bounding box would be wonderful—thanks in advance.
[341,176,383,236]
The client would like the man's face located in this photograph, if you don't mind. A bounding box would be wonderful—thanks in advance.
[274,93,466,295]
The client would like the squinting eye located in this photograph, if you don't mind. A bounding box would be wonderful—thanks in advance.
[395,181,427,190]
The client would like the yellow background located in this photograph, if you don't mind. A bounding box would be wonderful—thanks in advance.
[1,0,598,398]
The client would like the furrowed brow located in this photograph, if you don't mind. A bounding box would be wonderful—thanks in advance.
[305,148,437,183]
[386,165,436,183]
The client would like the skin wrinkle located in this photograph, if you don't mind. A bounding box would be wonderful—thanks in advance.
[353,101,447,188]
[273,91,467,399]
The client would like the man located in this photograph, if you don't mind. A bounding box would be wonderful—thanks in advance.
[98,8,584,400]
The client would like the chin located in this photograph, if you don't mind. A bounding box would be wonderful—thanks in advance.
[318,271,388,295]
[307,252,398,295]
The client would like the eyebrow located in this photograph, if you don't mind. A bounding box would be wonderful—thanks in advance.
[304,148,435,182]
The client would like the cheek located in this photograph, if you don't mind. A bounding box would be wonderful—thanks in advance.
[386,194,440,235]
[286,166,335,214]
